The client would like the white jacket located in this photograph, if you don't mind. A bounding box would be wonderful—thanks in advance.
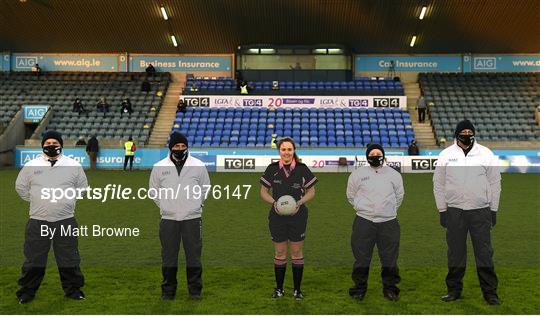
[15,154,88,222]
[149,154,211,221]
[433,141,501,213]
[347,165,404,223]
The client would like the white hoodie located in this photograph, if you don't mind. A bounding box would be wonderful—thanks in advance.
[433,141,501,213]
[149,154,211,221]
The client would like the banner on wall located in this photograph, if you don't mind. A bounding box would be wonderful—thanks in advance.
[15,148,216,171]
[355,55,462,72]
[182,95,408,109]
[129,55,232,72]
[11,53,119,72]
[14,148,540,173]
[471,55,540,72]
[23,105,50,123]
[1,53,9,72]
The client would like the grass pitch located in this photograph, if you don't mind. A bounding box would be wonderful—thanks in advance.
[0,170,539,314]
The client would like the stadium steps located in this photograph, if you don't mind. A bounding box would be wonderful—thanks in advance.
[148,73,185,147]
[405,82,437,147]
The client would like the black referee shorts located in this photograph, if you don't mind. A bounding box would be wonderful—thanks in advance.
[268,208,308,243]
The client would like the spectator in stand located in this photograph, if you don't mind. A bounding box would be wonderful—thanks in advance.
[417,95,427,123]
[72,98,87,116]
[289,62,302,70]
[141,79,151,93]
[75,137,87,147]
[146,64,156,77]
[240,81,249,95]
[408,140,419,156]
[96,97,110,114]
[176,99,187,113]
[120,98,133,116]
[86,135,99,170]
[32,63,42,78]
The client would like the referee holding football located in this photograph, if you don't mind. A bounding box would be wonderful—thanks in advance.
[149,132,211,300]
[15,131,87,304]
[260,137,317,300]
[347,143,404,302]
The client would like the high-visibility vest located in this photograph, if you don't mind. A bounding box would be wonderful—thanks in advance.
[271,136,277,148]
[124,141,135,156]
[240,85,248,94]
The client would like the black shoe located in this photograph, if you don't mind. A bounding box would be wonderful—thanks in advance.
[484,294,501,305]
[18,294,34,304]
[66,290,85,300]
[161,294,175,301]
[441,293,461,302]
[271,288,284,298]
[351,292,366,301]
[383,290,399,302]
[189,293,201,300]
[293,290,304,300]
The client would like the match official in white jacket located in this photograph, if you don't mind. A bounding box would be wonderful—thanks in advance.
[433,120,501,305]
[149,132,210,300]
[346,143,404,302]
[14,131,88,304]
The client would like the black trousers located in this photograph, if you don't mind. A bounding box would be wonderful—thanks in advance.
[123,155,134,170]
[160,218,202,296]
[445,207,498,296]
[350,216,401,295]
[418,108,426,122]
[17,217,84,299]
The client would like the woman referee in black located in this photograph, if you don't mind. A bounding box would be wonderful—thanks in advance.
[260,137,317,300]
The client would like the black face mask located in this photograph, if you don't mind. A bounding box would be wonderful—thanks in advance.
[171,149,188,162]
[457,134,475,146]
[43,145,62,158]
[367,156,384,167]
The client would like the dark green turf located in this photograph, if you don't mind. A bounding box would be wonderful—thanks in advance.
[1,170,539,314]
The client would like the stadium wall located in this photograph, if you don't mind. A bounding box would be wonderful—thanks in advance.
[14,147,540,173]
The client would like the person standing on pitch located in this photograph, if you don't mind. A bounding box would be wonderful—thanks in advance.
[15,131,87,304]
[123,136,136,171]
[149,132,210,300]
[433,119,502,305]
[260,137,317,300]
[347,143,404,302]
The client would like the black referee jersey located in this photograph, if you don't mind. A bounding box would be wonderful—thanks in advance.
[260,161,318,215]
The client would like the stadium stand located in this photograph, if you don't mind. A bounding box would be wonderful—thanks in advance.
[172,107,414,148]
[0,72,170,144]
[421,72,540,142]
[183,76,404,96]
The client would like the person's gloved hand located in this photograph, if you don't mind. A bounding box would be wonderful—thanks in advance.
[440,211,447,228]
[491,211,497,227]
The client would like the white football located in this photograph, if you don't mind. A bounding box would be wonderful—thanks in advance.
[275,195,298,216]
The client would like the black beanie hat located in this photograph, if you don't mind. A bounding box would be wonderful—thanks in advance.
[41,130,63,147]
[454,119,475,137]
[168,132,189,150]
[366,143,385,158]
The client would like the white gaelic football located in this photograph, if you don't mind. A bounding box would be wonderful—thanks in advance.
[275,195,297,216]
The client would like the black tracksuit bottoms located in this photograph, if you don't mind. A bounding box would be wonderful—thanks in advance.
[160,218,203,297]
[16,217,84,299]
[445,207,498,296]
[350,216,401,296]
